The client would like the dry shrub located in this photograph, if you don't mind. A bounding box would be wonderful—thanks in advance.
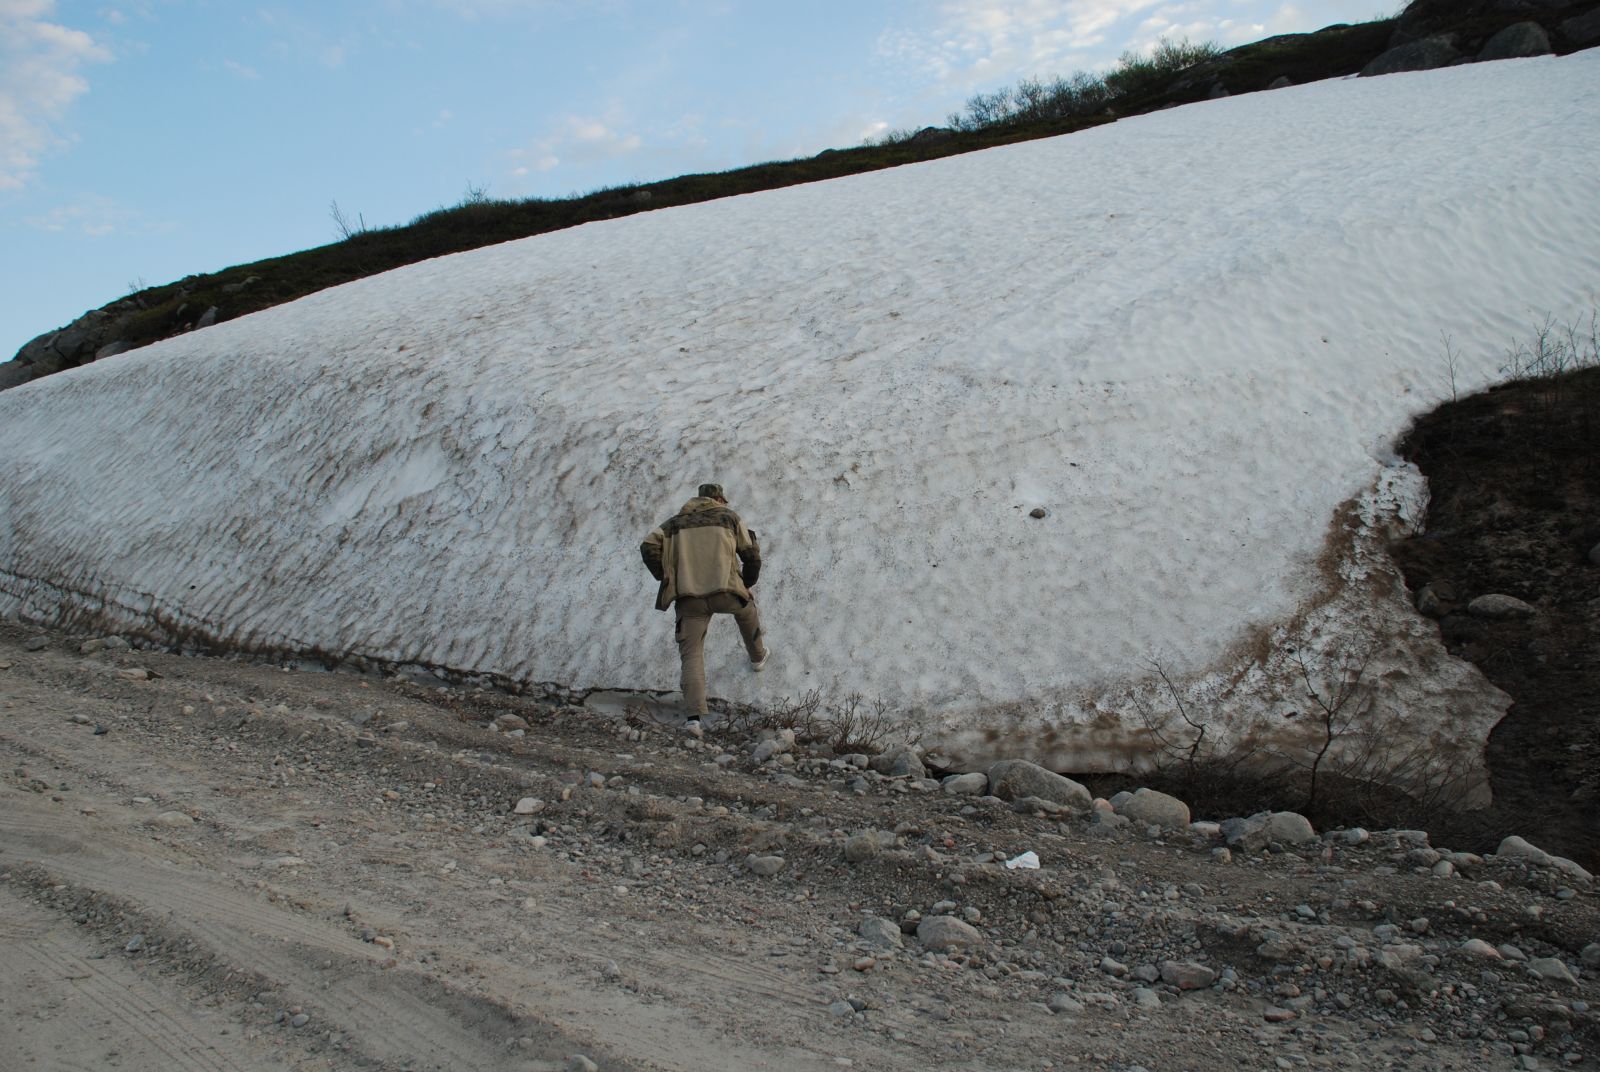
[720,690,918,755]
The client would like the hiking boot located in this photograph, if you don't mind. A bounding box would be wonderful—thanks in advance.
[683,717,705,738]
[750,651,769,673]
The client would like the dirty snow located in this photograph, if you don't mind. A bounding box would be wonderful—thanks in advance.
[2,52,1598,780]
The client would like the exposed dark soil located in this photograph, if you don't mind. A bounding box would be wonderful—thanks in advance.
[1392,366,1600,869]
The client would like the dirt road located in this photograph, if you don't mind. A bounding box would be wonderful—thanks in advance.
[2,621,1595,1071]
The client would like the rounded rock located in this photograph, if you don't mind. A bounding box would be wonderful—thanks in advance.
[916,915,983,952]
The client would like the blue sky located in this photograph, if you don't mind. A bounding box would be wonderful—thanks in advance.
[1,0,1386,360]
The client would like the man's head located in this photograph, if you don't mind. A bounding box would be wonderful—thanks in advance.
[697,482,727,503]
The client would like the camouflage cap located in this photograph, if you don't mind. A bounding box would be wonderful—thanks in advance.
[697,483,725,500]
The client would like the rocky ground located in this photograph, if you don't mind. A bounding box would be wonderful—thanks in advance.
[2,621,1599,1072]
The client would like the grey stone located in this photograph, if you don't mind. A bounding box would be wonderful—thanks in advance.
[94,340,130,360]
[1131,987,1162,1009]
[22,635,48,652]
[1562,8,1600,46]
[1527,957,1577,986]
[151,811,194,828]
[826,1000,854,1017]
[986,760,1091,812]
[858,916,903,949]
[1046,992,1083,1014]
[1222,811,1314,851]
[1460,939,1501,959]
[916,915,983,952]
[1469,593,1535,619]
[941,772,989,795]
[1012,795,1072,816]
[1495,836,1593,883]
[1266,75,1293,90]
[1581,943,1600,967]
[1160,960,1217,989]
[195,306,218,329]
[0,362,32,390]
[1478,21,1552,60]
[1360,36,1464,77]
[290,1013,311,1028]
[124,934,145,953]
[869,745,925,779]
[744,854,786,876]
[1116,788,1190,830]
[1090,809,1130,831]
[567,1057,598,1072]
[1588,541,1600,567]
[1266,811,1316,844]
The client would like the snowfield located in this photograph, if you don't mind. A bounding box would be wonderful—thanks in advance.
[3,52,1598,791]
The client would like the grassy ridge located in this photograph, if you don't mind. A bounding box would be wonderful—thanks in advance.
[22,15,1436,373]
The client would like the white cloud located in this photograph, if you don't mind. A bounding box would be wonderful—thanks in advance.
[223,58,260,79]
[0,0,111,190]
[23,193,150,237]
[510,113,644,179]
[881,0,1167,93]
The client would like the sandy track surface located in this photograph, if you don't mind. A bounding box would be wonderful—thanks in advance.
[2,621,1596,1071]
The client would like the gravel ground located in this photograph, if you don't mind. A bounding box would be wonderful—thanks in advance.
[2,619,1597,1072]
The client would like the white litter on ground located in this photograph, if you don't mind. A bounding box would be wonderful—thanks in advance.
[2,52,1598,792]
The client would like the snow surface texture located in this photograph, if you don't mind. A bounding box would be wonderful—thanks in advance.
[4,54,1599,795]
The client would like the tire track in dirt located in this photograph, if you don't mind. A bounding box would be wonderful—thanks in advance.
[0,886,285,1072]
[0,793,621,1072]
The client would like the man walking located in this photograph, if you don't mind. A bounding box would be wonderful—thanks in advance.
[640,483,769,725]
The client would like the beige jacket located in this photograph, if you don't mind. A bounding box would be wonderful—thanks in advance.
[640,497,762,611]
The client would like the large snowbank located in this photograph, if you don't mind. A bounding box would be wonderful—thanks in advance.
[3,52,1598,791]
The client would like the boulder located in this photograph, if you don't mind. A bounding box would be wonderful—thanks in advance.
[1527,957,1577,986]
[940,772,989,795]
[1360,36,1464,77]
[195,306,219,329]
[1011,795,1074,816]
[1468,593,1535,619]
[869,745,925,779]
[1494,835,1593,883]
[0,362,31,390]
[1266,76,1293,90]
[986,760,1091,812]
[916,915,983,952]
[1266,811,1317,844]
[1478,21,1552,60]
[1588,541,1600,566]
[1560,8,1600,46]
[1159,960,1217,989]
[1222,811,1316,851]
[857,916,903,949]
[1115,788,1191,830]
[744,854,786,876]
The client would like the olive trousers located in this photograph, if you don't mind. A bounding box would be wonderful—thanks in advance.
[674,593,766,715]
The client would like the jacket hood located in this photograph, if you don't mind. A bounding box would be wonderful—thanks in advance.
[679,496,723,513]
